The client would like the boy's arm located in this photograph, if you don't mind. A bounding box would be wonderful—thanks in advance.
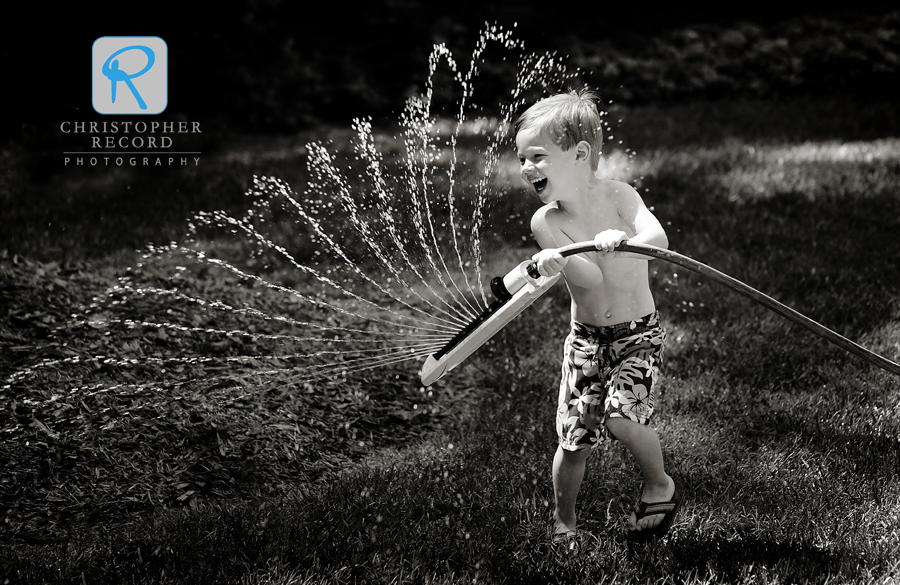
[531,205,605,287]
[600,182,668,259]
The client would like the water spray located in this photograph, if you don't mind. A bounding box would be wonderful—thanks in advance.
[419,240,900,385]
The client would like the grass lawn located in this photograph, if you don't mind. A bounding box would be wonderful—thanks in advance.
[1,97,899,584]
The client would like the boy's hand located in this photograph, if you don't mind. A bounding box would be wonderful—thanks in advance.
[531,249,568,277]
[594,229,628,253]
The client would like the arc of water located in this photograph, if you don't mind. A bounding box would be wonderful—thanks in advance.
[255,343,442,383]
[11,263,456,388]
[82,294,454,345]
[283,169,475,330]
[351,118,479,325]
[305,141,472,328]
[352,121,439,299]
[134,252,453,349]
[429,41,488,313]
[6,337,446,389]
[193,199,463,333]
[451,26,530,308]
[399,93,482,323]
[383,32,576,323]
[7,340,445,381]
[415,45,485,318]
[309,142,439,309]
[178,239,461,336]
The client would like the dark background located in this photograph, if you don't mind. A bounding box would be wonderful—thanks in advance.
[5,0,898,142]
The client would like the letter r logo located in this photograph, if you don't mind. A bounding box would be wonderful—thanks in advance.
[93,37,167,115]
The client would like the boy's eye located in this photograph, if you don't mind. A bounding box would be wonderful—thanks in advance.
[519,154,543,165]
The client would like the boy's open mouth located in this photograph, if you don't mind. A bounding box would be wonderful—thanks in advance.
[532,178,548,193]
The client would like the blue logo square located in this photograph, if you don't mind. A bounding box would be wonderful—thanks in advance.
[92,37,168,115]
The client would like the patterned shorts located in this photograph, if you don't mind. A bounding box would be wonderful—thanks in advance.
[557,312,666,451]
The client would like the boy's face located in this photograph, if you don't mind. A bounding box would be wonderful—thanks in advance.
[515,127,580,203]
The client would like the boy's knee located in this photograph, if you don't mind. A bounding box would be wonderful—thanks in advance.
[560,445,592,462]
[605,415,653,440]
[604,415,629,431]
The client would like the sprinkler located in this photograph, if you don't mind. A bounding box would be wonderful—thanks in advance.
[419,240,900,386]
[419,260,562,386]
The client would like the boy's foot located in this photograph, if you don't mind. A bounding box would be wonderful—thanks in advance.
[625,478,684,543]
[550,525,578,553]
[551,515,576,537]
[628,476,675,532]
[551,527,598,554]
[552,528,577,542]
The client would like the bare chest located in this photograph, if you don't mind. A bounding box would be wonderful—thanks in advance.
[557,201,633,242]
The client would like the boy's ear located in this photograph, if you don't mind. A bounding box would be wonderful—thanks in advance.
[574,141,591,163]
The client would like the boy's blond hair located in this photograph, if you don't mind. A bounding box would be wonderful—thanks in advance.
[515,88,604,170]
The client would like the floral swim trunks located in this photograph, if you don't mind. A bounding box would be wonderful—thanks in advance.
[557,311,666,451]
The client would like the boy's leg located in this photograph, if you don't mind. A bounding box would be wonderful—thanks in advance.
[602,314,673,533]
[552,444,592,534]
[605,416,674,532]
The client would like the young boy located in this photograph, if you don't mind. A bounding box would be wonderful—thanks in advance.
[515,89,683,544]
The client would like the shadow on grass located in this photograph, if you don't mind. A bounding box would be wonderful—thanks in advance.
[670,533,856,582]
[649,156,900,394]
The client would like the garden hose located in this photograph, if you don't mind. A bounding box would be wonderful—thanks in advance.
[419,241,900,385]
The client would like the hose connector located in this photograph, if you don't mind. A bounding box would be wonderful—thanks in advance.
[492,261,544,301]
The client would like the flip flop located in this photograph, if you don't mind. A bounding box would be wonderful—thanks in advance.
[626,480,684,543]
[551,528,579,553]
